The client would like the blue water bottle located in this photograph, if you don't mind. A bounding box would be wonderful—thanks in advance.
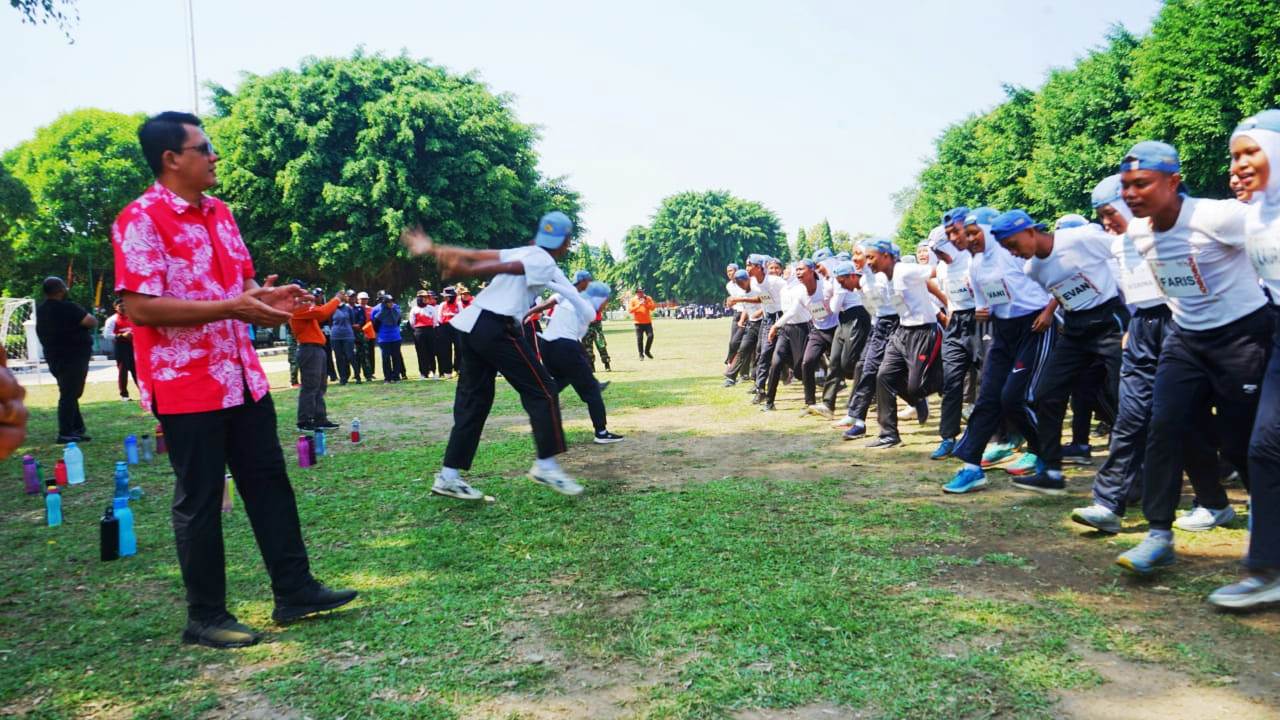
[45,484,62,527]
[314,429,327,457]
[124,435,139,465]
[113,497,136,557]
[113,461,130,499]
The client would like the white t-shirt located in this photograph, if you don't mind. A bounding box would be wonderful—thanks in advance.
[811,277,838,330]
[540,288,598,342]
[888,262,937,327]
[936,250,976,312]
[1024,224,1120,312]
[861,268,896,319]
[777,281,818,326]
[830,279,864,312]
[751,275,788,315]
[1111,234,1166,310]
[1244,197,1280,304]
[450,245,569,333]
[1129,197,1266,330]
[968,243,1051,320]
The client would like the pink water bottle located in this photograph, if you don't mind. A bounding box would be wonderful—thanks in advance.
[297,436,312,468]
[22,455,39,495]
[305,435,317,466]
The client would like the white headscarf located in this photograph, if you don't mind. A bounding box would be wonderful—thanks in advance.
[1231,117,1280,205]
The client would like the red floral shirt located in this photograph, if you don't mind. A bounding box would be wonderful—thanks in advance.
[112,182,269,415]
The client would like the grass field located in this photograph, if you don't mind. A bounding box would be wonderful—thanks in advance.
[1,319,1277,720]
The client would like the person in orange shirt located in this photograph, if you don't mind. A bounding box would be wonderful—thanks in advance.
[290,288,344,431]
[628,288,657,360]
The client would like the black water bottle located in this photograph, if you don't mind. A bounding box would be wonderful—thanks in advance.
[100,506,119,562]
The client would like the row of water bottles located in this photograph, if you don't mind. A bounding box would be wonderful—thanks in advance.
[297,418,361,468]
[101,462,137,561]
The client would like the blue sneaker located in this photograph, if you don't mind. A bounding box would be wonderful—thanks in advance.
[1115,536,1175,575]
[1004,453,1041,476]
[943,467,987,494]
[842,424,867,441]
[980,442,1017,468]
[930,438,956,460]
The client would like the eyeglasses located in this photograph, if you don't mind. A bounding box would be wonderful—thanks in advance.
[175,141,216,156]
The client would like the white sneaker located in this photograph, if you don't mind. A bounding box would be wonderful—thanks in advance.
[431,473,484,501]
[807,404,834,420]
[900,405,917,421]
[529,465,583,496]
[1173,505,1236,532]
[831,415,855,428]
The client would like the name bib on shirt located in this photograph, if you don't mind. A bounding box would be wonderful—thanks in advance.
[1048,273,1101,312]
[980,279,1011,306]
[1149,257,1209,297]
[1247,232,1280,281]
[1119,260,1164,305]
[808,301,830,322]
[946,277,973,304]
[756,293,773,306]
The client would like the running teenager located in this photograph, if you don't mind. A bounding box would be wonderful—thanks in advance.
[741,256,788,404]
[1115,141,1270,574]
[815,260,870,419]
[402,212,582,499]
[932,215,981,460]
[537,280,624,445]
[943,208,1056,494]
[723,269,761,386]
[762,260,820,412]
[799,253,839,415]
[841,240,901,438]
[996,211,1126,495]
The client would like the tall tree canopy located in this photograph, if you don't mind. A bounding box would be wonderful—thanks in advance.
[207,51,579,293]
[0,108,149,302]
[790,227,810,262]
[615,190,784,302]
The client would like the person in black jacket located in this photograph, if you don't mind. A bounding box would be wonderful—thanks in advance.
[35,277,97,443]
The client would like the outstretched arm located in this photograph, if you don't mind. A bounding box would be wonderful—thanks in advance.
[401,226,523,280]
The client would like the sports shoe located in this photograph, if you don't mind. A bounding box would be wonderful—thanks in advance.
[431,473,484,501]
[915,400,929,424]
[760,403,776,412]
[944,467,987,494]
[930,438,956,460]
[808,404,834,420]
[1207,572,1280,610]
[182,614,262,649]
[296,422,317,432]
[723,378,737,387]
[981,442,1017,468]
[961,403,974,421]
[1070,504,1121,534]
[1061,443,1093,465]
[1115,536,1175,575]
[272,582,359,623]
[1004,453,1041,476]
[865,436,901,449]
[1012,472,1067,496]
[315,419,340,430]
[900,405,917,421]
[1173,505,1236,532]
[842,425,867,440]
[598,381,610,392]
[831,415,855,428]
[645,351,655,359]
[529,465,583,496]
[1092,421,1111,438]
[751,392,763,405]
[593,430,624,444]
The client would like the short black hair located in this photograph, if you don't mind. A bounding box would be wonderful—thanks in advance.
[138,111,202,176]
[42,277,67,296]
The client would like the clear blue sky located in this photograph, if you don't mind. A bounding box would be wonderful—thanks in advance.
[3,0,1161,254]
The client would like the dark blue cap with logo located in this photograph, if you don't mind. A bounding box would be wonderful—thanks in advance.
[990,209,1046,242]
[943,206,971,226]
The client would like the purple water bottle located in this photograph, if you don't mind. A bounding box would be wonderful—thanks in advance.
[22,455,39,495]
[297,436,312,468]
[306,434,317,466]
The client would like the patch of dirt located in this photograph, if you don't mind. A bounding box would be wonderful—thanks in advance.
[197,658,299,720]
[732,703,864,719]
[1054,648,1280,720]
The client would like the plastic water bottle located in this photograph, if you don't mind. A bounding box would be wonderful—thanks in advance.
[350,418,361,444]
[35,460,45,490]
[221,474,234,513]
[113,462,130,499]
[100,506,119,561]
[306,435,317,465]
[297,436,312,468]
[22,455,40,495]
[314,429,327,457]
[140,434,154,462]
[113,497,136,557]
[54,460,68,487]
[154,425,167,454]
[124,435,139,465]
[64,443,85,485]
[45,485,62,527]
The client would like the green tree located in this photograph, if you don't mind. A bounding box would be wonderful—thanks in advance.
[9,0,76,37]
[616,191,784,301]
[832,229,851,249]
[808,219,834,253]
[1,108,149,303]
[791,226,810,262]
[207,50,579,294]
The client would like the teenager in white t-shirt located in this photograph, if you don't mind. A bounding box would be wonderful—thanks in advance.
[841,242,903,438]
[815,260,871,419]
[932,213,982,460]
[733,256,791,404]
[1113,141,1271,576]
[402,212,582,500]
[762,261,821,412]
[722,269,761,386]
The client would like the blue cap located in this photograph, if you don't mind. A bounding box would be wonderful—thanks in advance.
[963,207,1001,227]
[1120,141,1180,174]
[572,269,593,284]
[726,262,740,272]
[833,261,856,277]
[583,281,611,300]
[733,269,749,281]
[859,237,896,256]
[943,206,971,226]
[746,253,766,267]
[1090,174,1123,209]
[534,211,573,249]
[799,258,817,270]
[990,209,1047,242]
[811,248,832,262]
[835,251,851,261]
[1235,109,1280,135]
[1054,214,1089,230]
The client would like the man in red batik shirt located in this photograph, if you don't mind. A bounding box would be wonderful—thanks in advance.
[112,112,356,649]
